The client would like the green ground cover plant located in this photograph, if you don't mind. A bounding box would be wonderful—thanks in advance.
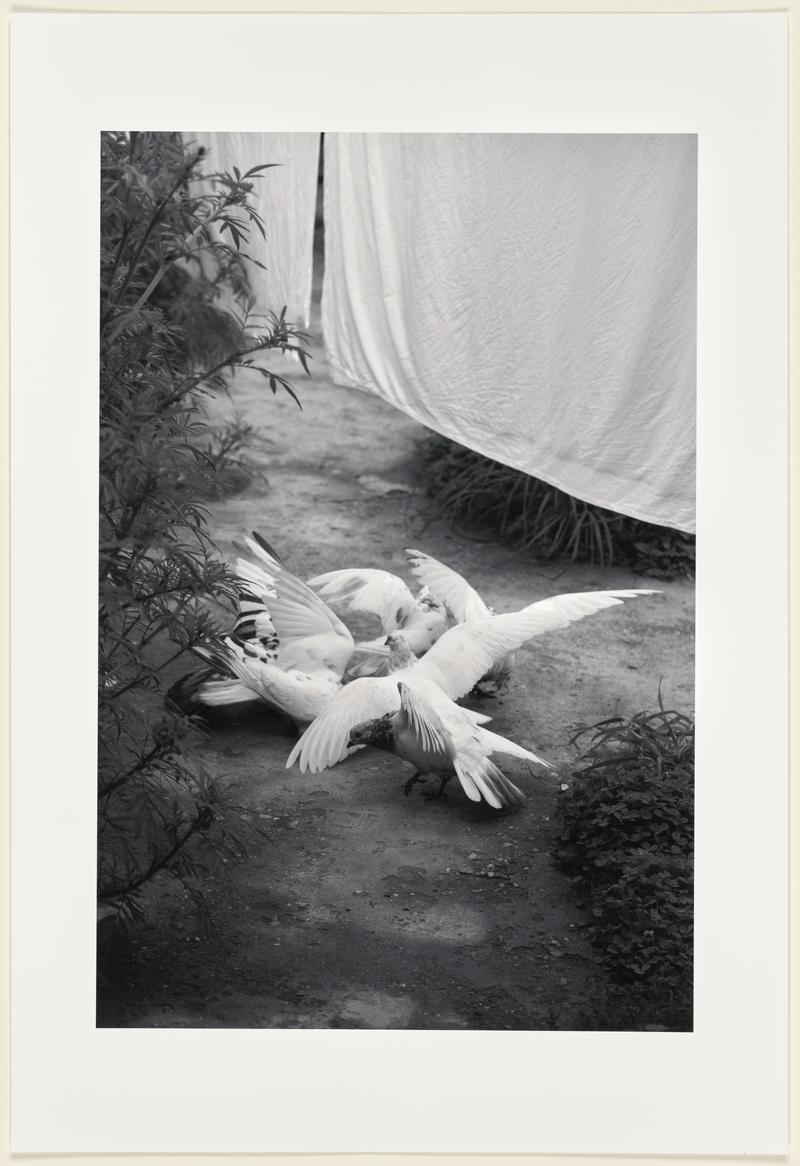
[98,131,310,938]
[554,692,694,1030]
[420,434,695,577]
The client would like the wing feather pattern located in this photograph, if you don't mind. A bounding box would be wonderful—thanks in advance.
[286,677,398,773]
[405,549,491,623]
[415,589,658,700]
[233,536,353,674]
[287,589,657,776]
[478,728,553,770]
[397,681,453,758]
[307,568,417,632]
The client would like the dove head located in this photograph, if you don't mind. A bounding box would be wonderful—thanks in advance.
[348,712,395,751]
[383,631,418,671]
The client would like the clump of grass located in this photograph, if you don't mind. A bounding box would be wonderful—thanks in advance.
[554,691,694,1030]
[420,433,694,578]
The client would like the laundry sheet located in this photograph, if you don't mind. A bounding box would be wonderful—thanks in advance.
[188,132,320,329]
[322,133,697,532]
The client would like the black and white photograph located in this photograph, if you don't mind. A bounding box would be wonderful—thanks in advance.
[96,129,697,1032]
[9,8,791,1155]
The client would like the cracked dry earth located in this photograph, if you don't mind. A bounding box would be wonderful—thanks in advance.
[97,293,695,1031]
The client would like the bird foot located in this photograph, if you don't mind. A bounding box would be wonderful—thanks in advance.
[403,771,428,797]
[421,777,450,801]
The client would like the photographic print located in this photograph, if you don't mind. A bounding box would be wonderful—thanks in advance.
[11,10,789,1154]
[97,130,696,1033]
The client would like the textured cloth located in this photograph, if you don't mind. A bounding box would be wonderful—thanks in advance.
[323,133,697,532]
[190,132,320,328]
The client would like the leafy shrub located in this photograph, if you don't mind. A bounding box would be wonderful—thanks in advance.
[99,131,310,929]
[554,694,694,1029]
[420,433,695,578]
[196,414,262,499]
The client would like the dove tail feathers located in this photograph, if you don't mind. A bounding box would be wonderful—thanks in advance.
[478,728,554,770]
[285,737,303,770]
[454,758,525,809]
[480,760,526,807]
[192,642,235,675]
[166,667,216,714]
[197,678,260,706]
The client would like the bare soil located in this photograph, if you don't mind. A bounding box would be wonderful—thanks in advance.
[97,281,695,1031]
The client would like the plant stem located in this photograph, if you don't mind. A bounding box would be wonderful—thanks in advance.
[98,806,213,901]
[103,153,199,322]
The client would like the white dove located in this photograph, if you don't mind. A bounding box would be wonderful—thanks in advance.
[348,679,553,809]
[404,548,508,694]
[193,534,355,730]
[286,587,658,774]
[307,564,448,675]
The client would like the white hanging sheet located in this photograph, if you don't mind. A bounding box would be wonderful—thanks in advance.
[189,132,320,328]
[323,133,697,532]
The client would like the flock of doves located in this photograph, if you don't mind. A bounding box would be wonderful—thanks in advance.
[185,533,659,810]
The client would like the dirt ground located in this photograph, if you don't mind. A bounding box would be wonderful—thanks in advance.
[97,270,695,1031]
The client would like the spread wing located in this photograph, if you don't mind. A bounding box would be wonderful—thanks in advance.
[232,594,278,653]
[396,681,455,760]
[306,568,417,633]
[405,549,491,623]
[415,589,659,700]
[234,536,353,676]
[285,676,398,773]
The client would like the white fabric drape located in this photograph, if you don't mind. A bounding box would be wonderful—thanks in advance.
[190,132,320,328]
[322,133,697,532]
